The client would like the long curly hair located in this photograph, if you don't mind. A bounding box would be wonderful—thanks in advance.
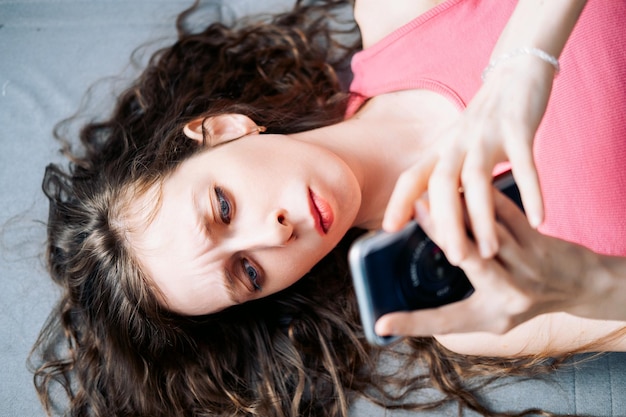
[30,1,585,416]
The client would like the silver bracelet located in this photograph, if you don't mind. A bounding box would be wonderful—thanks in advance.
[481,47,560,82]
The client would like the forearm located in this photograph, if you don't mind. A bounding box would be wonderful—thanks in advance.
[436,313,626,357]
[492,0,587,58]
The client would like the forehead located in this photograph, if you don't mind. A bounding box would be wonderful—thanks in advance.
[124,173,235,315]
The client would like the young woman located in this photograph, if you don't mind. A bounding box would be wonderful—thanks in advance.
[33,0,626,416]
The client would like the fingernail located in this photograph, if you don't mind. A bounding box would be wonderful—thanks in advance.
[447,248,461,265]
[382,217,396,232]
[375,320,392,336]
[415,199,429,223]
[529,213,542,228]
[480,241,496,258]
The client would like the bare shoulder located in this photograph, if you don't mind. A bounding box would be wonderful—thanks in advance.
[354,0,446,48]
[435,313,626,357]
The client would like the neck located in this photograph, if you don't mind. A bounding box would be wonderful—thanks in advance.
[291,93,452,230]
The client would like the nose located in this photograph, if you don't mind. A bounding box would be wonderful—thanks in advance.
[264,209,293,247]
[238,209,293,250]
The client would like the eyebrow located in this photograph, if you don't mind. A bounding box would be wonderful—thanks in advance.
[193,187,215,239]
[224,268,245,305]
[192,185,249,309]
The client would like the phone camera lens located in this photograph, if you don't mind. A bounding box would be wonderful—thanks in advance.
[397,235,473,309]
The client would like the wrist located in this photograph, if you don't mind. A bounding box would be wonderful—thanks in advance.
[482,47,559,82]
[477,55,555,103]
[595,254,626,320]
[490,0,587,60]
[572,249,626,321]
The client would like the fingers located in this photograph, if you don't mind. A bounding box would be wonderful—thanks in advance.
[375,294,524,337]
[427,149,468,264]
[497,116,543,228]
[508,145,544,228]
[489,209,529,276]
[383,145,497,268]
[460,151,500,259]
[383,156,436,232]
[492,190,534,243]
[414,196,478,264]
[375,199,539,338]
[374,248,534,337]
[375,303,478,337]
[384,116,543,268]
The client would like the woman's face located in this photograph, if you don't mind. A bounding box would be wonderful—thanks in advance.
[129,133,361,315]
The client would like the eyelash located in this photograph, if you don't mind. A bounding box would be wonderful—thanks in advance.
[242,259,262,292]
[214,186,231,224]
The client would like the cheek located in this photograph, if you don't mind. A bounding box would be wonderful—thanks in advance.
[280,253,316,283]
[264,247,323,291]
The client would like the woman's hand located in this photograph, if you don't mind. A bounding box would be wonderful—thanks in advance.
[375,190,621,338]
[381,0,587,265]
[383,58,555,264]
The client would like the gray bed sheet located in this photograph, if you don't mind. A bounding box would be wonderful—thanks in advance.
[0,1,624,416]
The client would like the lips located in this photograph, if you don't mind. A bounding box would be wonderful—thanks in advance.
[309,189,334,235]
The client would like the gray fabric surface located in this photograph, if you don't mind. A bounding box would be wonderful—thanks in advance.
[351,352,626,416]
[0,1,624,416]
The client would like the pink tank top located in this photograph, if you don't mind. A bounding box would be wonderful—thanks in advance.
[348,0,626,256]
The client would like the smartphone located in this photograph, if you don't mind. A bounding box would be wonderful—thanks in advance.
[348,171,522,346]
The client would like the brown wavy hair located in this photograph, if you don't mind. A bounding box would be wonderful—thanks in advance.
[31,1,584,416]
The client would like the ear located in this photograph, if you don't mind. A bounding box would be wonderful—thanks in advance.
[183,114,260,146]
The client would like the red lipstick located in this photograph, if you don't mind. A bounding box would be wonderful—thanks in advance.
[309,189,334,235]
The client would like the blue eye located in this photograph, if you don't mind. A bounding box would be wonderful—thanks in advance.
[215,187,231,224]
[243,259,262,292]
